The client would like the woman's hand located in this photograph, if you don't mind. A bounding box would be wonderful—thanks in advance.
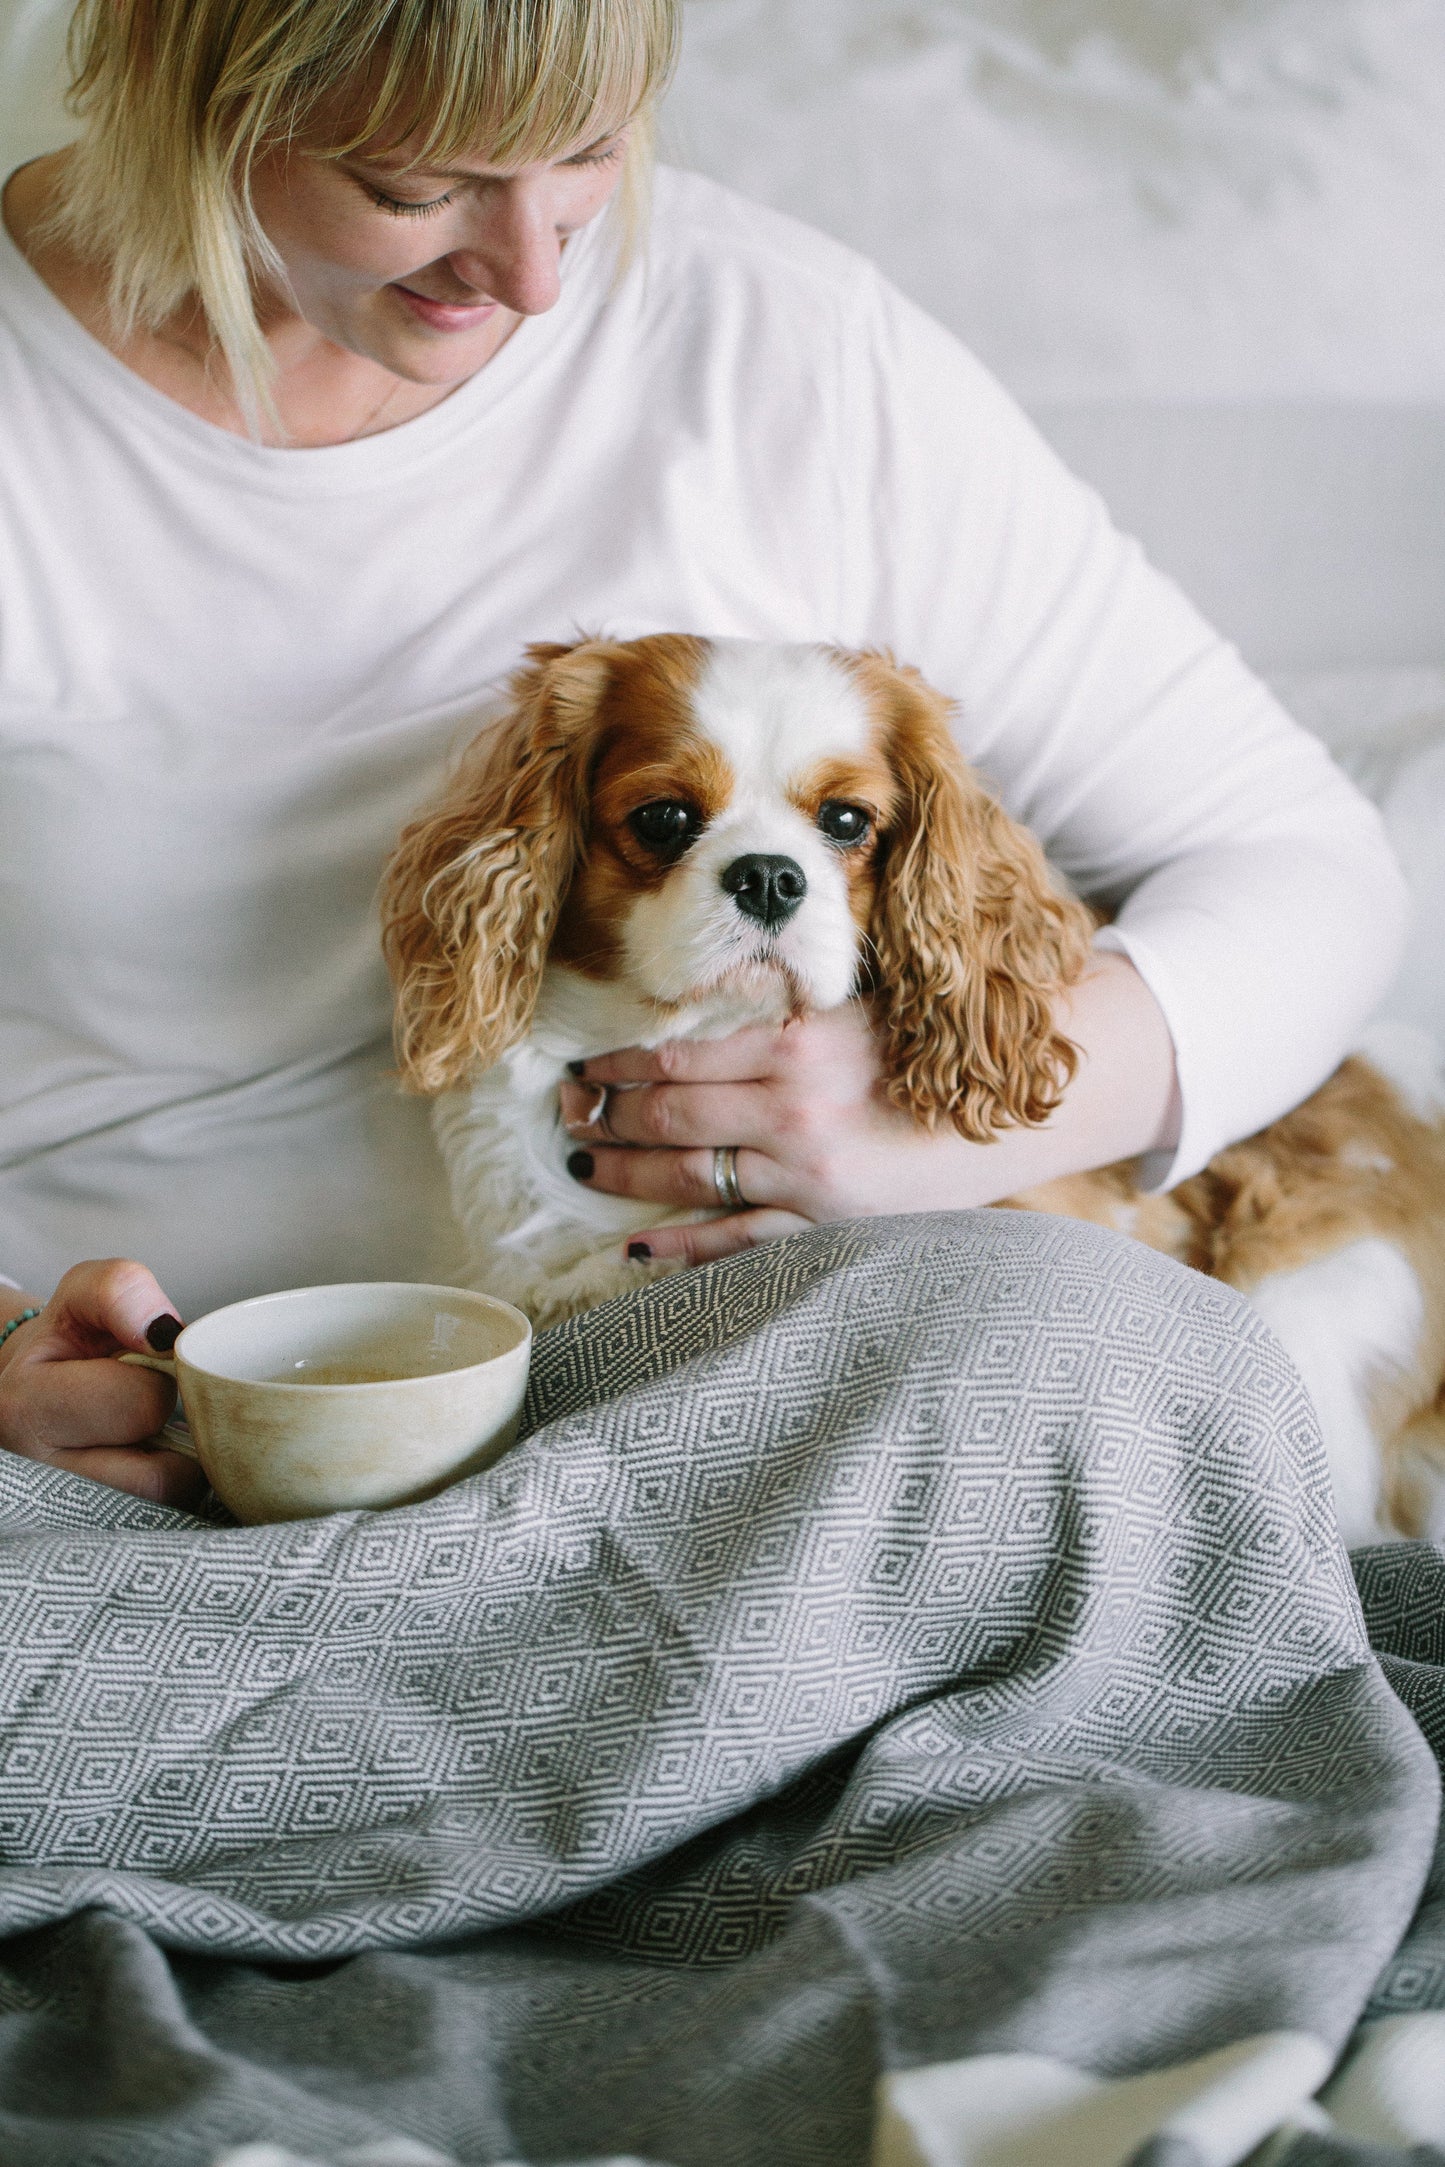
[558,954,1182,1267]
[560,1005,944,1262]
[0,1261,205,1506]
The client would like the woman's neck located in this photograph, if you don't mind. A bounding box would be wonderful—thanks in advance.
[1,152,512,447]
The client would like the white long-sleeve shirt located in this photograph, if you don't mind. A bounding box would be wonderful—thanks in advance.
[0,168,1406,1315]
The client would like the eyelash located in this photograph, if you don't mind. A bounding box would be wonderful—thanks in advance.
[366,186,453,218]
[364,144,623,218]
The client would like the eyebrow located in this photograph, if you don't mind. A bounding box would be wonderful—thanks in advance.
[349,132,623,183]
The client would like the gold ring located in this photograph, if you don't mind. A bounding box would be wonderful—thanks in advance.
[713,1145,748,1209]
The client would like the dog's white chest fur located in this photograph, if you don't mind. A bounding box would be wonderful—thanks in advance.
[432,965,791,1327]
[384,635,1445,1546]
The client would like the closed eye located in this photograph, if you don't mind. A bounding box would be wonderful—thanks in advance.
[361,182,455,217]
[816,801,872,848]
[627,801,703,858]
[354,136,624,218]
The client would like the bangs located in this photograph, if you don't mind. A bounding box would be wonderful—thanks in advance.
[53,0,678,439]
[277,0,675,171]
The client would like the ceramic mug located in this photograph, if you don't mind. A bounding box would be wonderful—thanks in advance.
[124,1281,532,1524]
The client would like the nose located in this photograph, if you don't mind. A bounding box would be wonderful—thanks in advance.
[449,183,564,316]
[720,854,808,930]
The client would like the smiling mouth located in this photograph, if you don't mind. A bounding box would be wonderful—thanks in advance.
[392,284,498,330]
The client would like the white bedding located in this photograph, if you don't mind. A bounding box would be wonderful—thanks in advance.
[0,17,1443,2166]
[5,0,1445,680]
[668,0,1445,405]
[8,0,1445,407]
[1270,669,1445,1055]
[0,9,1440,1057]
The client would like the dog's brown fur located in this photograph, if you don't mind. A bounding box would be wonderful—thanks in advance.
[383,638,1093,1137]
[1012,1060,1445,1534]
[382,637,1445,1534]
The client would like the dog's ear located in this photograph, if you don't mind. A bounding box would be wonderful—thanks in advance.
[859,657,1095,1140]
[380,640,619,1092]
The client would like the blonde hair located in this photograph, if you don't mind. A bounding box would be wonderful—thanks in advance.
[50,0,679,430]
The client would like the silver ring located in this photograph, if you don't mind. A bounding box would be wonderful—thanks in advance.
[713,1145,748,1209]
[582,1083,617,1143]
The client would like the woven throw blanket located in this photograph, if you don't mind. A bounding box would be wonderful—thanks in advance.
[0,1213,1436,2167]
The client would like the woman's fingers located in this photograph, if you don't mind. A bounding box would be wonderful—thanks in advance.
[629,1209,809,1267]
[567,1026,793,1089]
[569,1143,778,1211]
[27,1258,183,1362]
[556,1005,900,1237]
[10,1350,177,1456]
[32,1442,206,1508]
[0,1354,200,1505]
[562,1079,774,1152]
[0,1258,203,1503]
[0,1350,204,1501]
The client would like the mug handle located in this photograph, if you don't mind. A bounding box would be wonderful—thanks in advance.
[119,1351,176,1378]
[117,1350,200,1460]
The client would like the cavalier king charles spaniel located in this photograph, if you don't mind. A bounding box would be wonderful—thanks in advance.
[381,634,1445,1546]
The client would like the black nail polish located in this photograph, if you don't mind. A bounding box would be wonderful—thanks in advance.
[145,1313,183,1353]
[627,1242,652,1262]
[567,1150,595,1182]
[565,1060,586,1077]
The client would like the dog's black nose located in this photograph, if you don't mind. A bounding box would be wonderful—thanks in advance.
[720,854,808,930]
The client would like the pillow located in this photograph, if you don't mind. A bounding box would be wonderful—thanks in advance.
[1271,669,1445,1058]
[667,0,1445,401]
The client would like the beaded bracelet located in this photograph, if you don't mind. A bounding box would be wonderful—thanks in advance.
[0,1308,40,1352]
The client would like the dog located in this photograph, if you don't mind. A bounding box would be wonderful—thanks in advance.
[380,633,1445,1546]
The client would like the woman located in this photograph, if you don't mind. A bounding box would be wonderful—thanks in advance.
[0,0,1405,1502]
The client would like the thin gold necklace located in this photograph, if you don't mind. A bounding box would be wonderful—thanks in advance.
[155,315,411,443]
[347,374,406,440]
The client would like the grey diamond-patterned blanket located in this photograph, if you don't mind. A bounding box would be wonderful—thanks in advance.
[0,1212,1439,2167]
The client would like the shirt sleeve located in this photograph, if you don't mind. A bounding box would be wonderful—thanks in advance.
[839,272,1408,1187]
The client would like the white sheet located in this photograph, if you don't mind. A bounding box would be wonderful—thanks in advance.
[1271,668,1445,1053]
[667,0,1445,403]
[7,0,1445,406]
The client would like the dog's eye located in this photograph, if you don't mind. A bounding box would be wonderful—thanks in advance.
[628,801,701,857]
[816,801,871,847]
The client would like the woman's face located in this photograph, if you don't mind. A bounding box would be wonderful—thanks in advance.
[248,128,630,381]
